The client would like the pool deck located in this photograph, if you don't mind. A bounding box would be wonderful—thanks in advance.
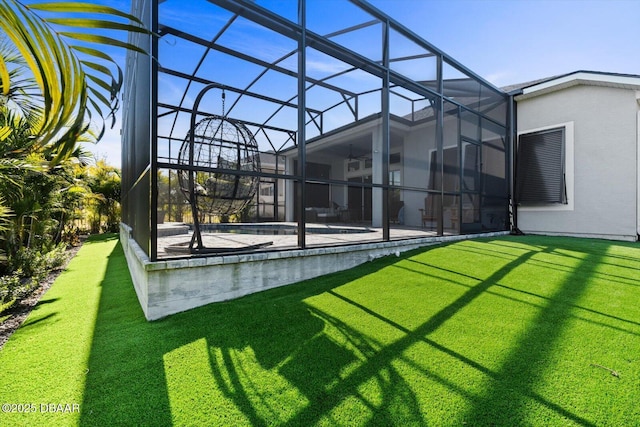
[157,222,441,258]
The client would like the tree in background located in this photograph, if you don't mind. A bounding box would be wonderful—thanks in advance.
[87,159,121,233]
[157,170,189,223]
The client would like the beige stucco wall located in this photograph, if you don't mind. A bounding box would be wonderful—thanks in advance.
[516,84,639,241]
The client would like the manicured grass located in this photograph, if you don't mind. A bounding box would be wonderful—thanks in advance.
[0,234,638,426]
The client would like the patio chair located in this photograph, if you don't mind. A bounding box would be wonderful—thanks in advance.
[419,195,440,229]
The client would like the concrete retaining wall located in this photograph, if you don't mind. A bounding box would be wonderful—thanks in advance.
[121,224,509,320]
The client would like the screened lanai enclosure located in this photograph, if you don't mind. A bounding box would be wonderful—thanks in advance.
[122,0,512,261]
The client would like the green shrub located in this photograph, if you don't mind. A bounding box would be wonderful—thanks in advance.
[11,249,48,280]
[0,271,23,301]
[0,243,69,310]
[0,270,34,313]
[43,242,69,271]
[10,243,68,280]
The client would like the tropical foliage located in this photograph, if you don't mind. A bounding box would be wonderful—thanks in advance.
[157,170,189,223]
[86,159,121,233]
[0,1,148,310]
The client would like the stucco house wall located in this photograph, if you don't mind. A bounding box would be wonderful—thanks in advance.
[515,77,640,241]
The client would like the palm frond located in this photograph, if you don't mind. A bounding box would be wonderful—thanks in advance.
[0,197,13,232]
[0,0,151,165]
[0,34,43,123]
[28,2,145,25]
[0,108,37,154]
[70,144,94,167]
[0,126,11,141]
[47,18,149,34]
[0,52,10,96]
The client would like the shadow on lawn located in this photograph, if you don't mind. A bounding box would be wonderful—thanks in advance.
[79,241,172,426]
[79,237,632,426]
[79,242,422,426]
[460,245,602,426]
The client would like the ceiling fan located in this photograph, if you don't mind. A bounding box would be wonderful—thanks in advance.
[346,144,366,161]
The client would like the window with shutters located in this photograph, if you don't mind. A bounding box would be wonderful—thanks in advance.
[516,127,567,204]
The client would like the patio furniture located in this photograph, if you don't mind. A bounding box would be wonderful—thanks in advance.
[419,195,440,229]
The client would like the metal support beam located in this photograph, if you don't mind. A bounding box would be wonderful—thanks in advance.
[159,25,357,98]
[508,94,518,233]
[349,0,504,94]
[381,18,390,241]
[158,67,323,116]
[297,0,306,249]
[436,54,444,236]
[150,0,159,261]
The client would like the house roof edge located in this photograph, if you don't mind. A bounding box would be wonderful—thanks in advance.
[512,71,640,101]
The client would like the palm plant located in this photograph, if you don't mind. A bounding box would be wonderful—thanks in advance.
[0,0,149,164]
[0,109,38,252]
[87,159,121,233]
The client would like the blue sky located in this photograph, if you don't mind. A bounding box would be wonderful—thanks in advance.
[370,0,640,87]
[81,0,640,167]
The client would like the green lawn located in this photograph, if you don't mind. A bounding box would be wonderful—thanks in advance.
[0,234,638,426]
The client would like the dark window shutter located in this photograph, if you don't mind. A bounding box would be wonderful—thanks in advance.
[516,128,566,204]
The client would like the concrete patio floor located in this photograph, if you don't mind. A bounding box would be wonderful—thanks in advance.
[156,222,443,258]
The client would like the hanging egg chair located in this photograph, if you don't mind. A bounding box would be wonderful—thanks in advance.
[177,115,261,219]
